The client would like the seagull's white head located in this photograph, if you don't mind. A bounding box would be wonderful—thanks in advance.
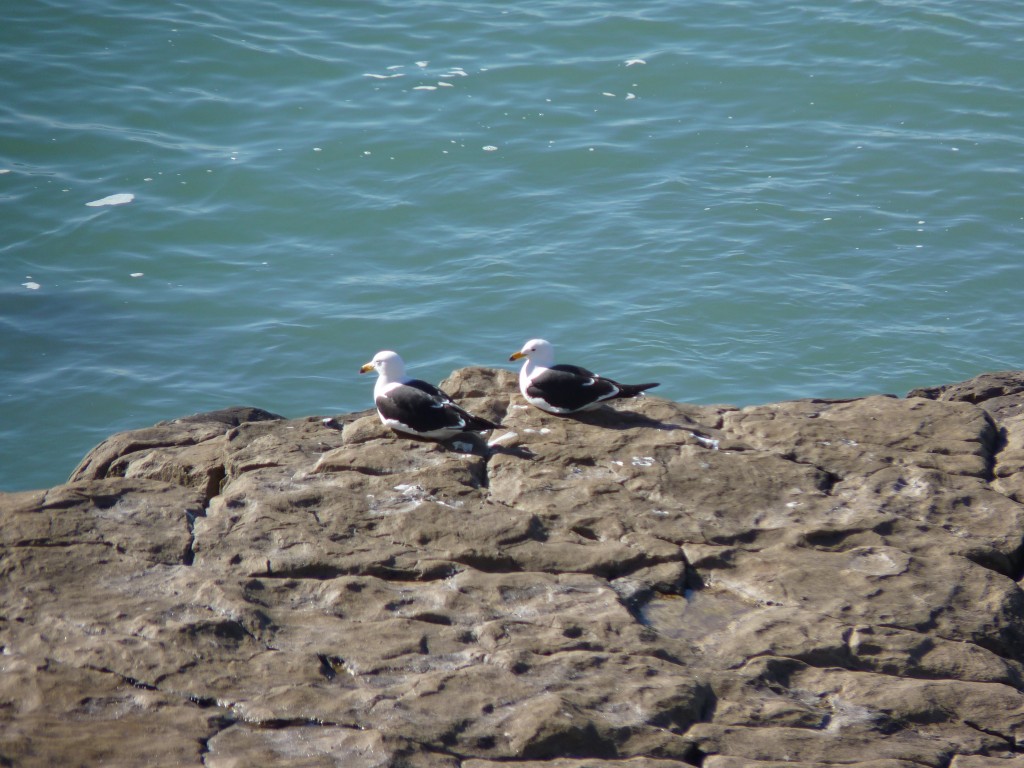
[509,338,555,367]
[359,350,407,384]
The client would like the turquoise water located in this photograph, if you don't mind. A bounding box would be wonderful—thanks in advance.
[2,1,1023,492]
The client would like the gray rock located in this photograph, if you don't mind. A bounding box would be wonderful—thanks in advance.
[3,368,1024,766]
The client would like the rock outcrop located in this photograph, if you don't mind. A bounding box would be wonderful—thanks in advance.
[3,369,1024,766]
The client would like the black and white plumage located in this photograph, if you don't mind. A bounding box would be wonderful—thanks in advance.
[509,338,659,415]
[359,350,499,440]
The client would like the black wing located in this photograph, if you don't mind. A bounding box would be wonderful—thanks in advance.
[380,380,498,433]
[550,363,598,378]
[376,384,463,433]
[548,365,657,401]
[403,378,455,403]
[526,367,620,412]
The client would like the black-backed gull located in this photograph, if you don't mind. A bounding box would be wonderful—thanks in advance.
[360,350,499,440]
[509,338,659,414]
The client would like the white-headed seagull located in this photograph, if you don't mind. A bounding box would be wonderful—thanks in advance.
[360,350,499,440]
[509,338,658,415]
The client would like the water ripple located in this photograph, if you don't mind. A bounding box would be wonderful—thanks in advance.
[2,0,1023,489]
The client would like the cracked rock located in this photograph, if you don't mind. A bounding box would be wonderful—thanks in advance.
[3,368,1024,766]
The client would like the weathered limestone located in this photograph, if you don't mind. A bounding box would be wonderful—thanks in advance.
[3,369,1024,766]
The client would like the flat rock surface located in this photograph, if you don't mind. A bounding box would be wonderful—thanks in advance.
[4,369,1024,766]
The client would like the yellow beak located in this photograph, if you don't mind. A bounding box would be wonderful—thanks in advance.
[509,351,525,362]
[359,363,374,374]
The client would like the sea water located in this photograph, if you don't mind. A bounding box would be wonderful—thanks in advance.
[2,0,1023,491]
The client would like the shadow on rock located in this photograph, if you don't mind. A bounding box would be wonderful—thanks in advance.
[564,405,688,432]
[433,431,537,461]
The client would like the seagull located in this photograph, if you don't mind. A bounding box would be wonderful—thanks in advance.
[359,350,499,440]
[509,338,659,414]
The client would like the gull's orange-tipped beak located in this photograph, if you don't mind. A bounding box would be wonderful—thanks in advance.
[509,351,525,362]
[359,363,374,374]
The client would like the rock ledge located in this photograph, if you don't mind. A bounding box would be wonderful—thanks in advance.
[4,369,1024,767]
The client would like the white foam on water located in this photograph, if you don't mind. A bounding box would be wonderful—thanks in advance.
[85,193,134,207]
[625,58,646,66]
[22,281,41,290]
[363,73,403,79]
[482,145,497,151]
[413,85,437,90]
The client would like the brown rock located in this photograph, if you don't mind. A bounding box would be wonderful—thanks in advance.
[3,368,1024,766]
[0,648,220,768]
